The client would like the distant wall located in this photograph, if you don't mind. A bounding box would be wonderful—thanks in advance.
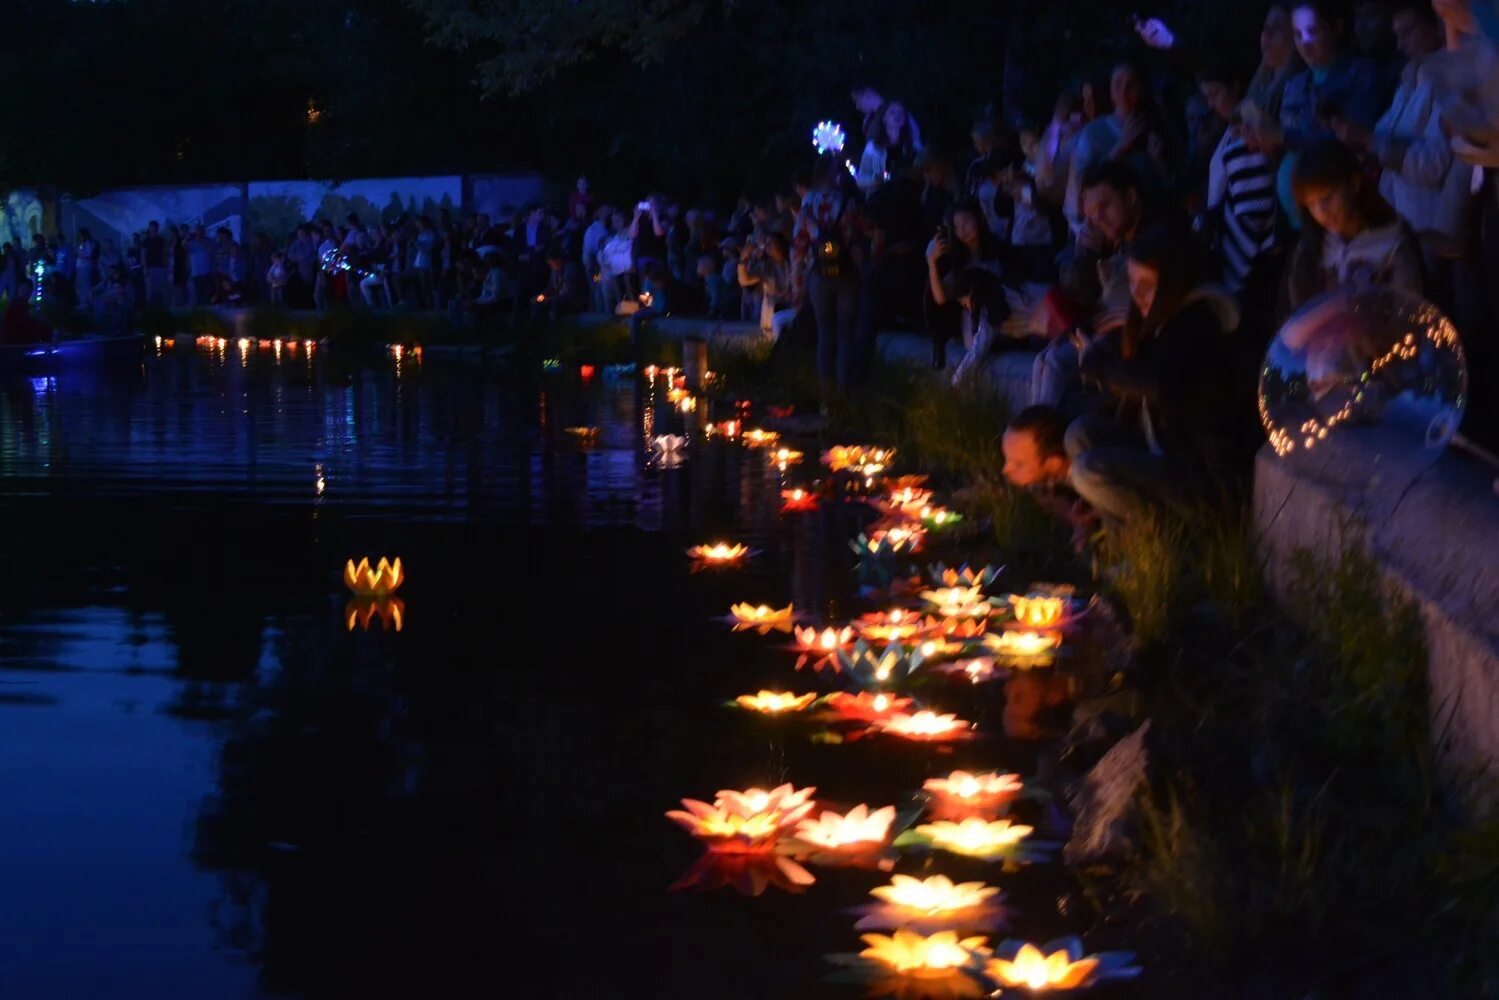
[246,176,464,238]
[62,185,244,249]
[0,190,45,246]
[469,173,553,223]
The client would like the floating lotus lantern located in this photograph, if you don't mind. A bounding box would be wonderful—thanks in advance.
[923,771,1024,817]
[790,625,855,671]
[913,636,967,665]
[563,426,599,444]
[837,641,914,687]
[850,526,924,560]
[669,851,816,897]
[921,585,993,620]
[726,602,795,632]
[822,444,890,472]
[666,784,816,854]
[936,655,1001,684]
[856,608,924,644]
[899,818,1040,862]
[687,542,754,567]
[652,434,687,467]
[780,487,820,513]
[710,419,741,439]
[343,557,404,597]
[344,597,405,633]
[921,615,988,640]
[886,485,934,510]
[985,937,1141,992]
[742,428,779,448]
[791,803,897,861]
[983,629,1062,667]
[733,690,817,714]
[1007,594,1069,629]
[666,386,689,404]
[854,874,1009,932]
[874,710,975,742]
[822,691,914,723]
[828,930,990,993]
[677,395,698,414]
[771,447,804,469]
[918,505,963,531]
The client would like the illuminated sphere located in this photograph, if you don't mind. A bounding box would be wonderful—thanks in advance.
[1259,288,1467,489]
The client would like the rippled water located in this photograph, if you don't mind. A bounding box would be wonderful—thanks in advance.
[0,344,1101,999]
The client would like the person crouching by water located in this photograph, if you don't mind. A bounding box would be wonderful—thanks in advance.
[1064,225,1243,528]
[1002,404,1098,551]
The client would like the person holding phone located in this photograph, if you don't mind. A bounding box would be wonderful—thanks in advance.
[630,194,669,275]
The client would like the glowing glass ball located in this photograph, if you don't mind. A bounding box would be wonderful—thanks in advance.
[1259,289,1466,489]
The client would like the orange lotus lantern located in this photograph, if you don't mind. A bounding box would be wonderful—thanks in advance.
[727,602,795,632]
[793,803,897,853]
[666,386,690,404]
[1007,593,1071,630]
[734,690,817,714]
[856,874,1008,932]
[914,818,1033,859]
[923,770,1024,817]
[780,487,819,513]
[984,629,1062,665]
[344,597,406,633]
[564,426,599,443]
[677,395,698,414]
[921,615,988,640]
[856,607,924,644]
[790,625,855,670]
[850,526,924,559]
[874,710,974,742]
[742,428,779,447]
[915,636,967,662]
[858,930,990,976]
[985,937,1141,992]
[343,557,404,597]
[666,783,816,854]
[918,505,963,530]
[771,447,803,469]
[886,485,934,510]
[687,542,753,566]
[822,691,914,723]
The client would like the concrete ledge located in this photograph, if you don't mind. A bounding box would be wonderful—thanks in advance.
[1253,444,1499,778]
[877,331,1037,412]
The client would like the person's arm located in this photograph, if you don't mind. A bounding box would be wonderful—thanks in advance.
[628,209,643,240]
[1370,82,1452,187]
[925,235,950,304]
[651,208,668,238]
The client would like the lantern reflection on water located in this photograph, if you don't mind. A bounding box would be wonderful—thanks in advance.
[343,556,404,596]
[344,597,405,632]
[923,771,1024,816]
[669,851,816,897]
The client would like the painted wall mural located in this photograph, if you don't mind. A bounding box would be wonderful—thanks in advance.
[63,185,244,249]
[246,177,464,238]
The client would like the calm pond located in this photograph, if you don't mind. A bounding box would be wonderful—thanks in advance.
[0,341,1119,998]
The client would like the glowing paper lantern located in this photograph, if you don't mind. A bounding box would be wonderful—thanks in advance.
[850,527,924,559]
[793,803,896,853]
[886,485,934,510]
[687,542,753,566]
[726,602,795,632]
[855,874,1009,932]
[771,447,804,469]
[836,641,914,687]
[790,625,855,671]
[343,557,404,597]
[564,426,599,445]
[920,586,993,619]
[874,710,975,742]
[858,930,989,975]
[983,629,1062,667]
[822,690,914,723]
[918,505,963,530]
[665,784,816,854]
[911,818,1033,860]
[822,444,893,472]
[856,608,923,644]
[733,690,817,714]
[986,937,1141,992]
[780,487,820,513]
[742,428,780,447]
[923,771,1024,817]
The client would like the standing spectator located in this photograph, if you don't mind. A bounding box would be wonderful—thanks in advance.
[169,226,189,307]
[126,233,145,304]
[794,159,863,398]
[856,100,922,193]
[1199,62,1279,297]
[581,205,611,278]
[630,194,669,274]
[287,225,318,307]
[142,221,168,307]
[185,229,213,306]
[600,210,636,309]
[75,228,100,308]
[411,216,439,309]
[1065,63,1166,235]
[568,176,595,222]
[1247,4,1305,120]
[266,251,289,307]
[1286,138,1423,306]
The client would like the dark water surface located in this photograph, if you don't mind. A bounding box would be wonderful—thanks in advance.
[0,344,1087,999]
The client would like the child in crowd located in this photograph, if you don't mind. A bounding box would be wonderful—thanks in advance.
[266,251,288,307]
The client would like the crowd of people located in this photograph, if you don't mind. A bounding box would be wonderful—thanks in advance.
[3,0,1494,530]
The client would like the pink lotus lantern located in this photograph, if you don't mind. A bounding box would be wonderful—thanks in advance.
[856,607,925,644]
[923,771,1024,818]
[791,804,897,862]
[665,784,816,854]
[790,625,855,671]
[920,585,993,620]
[822,691,914,723]
[874,710,975,742]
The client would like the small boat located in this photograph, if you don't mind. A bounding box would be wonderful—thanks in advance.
[0,333,144,370]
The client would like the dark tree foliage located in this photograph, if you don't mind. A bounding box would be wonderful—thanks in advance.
[0,0,1268,200]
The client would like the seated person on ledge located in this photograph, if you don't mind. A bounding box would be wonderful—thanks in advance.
[1003,404,1097,549]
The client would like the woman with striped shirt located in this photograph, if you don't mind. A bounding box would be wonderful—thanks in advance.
[1199,62,1279,295]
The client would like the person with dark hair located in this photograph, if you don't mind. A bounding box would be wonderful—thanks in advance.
[1286,138,1423,306]
[855,100,922,194]
[1003,405,1072,488]
[1065,226,1243,525]
[948,267,1012,384]
[1198,61,1279,298]
[925,200,1005,367]
[533,244,586,323]
[793,157,863,400]
[1065,62,1168,236]
[1036,92,1083,208]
